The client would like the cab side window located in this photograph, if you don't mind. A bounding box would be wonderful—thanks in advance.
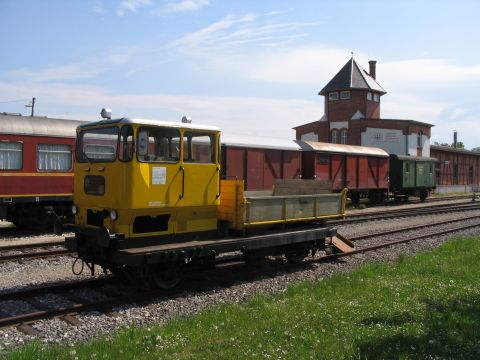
[183,132,215,163]
[137,127,180,163]
[119,126,134,162]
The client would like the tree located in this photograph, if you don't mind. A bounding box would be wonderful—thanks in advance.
[452,141,465,149]
[471,147,480,152]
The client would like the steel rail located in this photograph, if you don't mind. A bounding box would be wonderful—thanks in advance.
[319,222,480,263]
[1,220,479,331]
[347,214,480,242]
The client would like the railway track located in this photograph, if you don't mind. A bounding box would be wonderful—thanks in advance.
[0,241,70,262]
[331,200,480,225]
[1,212,480,333]
[1,200,480,263]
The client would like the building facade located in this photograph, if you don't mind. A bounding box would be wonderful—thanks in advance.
[294,57,432,157]
[293,57,480,193]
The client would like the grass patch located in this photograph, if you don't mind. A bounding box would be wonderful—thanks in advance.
[7,236,480,359]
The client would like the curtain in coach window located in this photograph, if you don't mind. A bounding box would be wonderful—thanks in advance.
[37,144,72,171]
[0,142,22,170]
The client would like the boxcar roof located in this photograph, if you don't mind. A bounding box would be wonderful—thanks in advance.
[296,140,389,157]
[79,117,220,132]
[221,133,301,151]
[391,154,439,162]
[0,114,84,138]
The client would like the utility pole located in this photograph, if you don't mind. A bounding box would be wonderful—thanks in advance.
[25,97,35,116]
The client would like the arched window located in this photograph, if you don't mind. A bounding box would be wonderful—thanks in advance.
[340,130,348,144]
[331,130,338,144]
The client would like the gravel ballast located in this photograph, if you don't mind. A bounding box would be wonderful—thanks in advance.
[1,203,480,353]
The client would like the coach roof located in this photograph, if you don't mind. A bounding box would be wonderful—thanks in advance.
[296,140,389,157]
[0,114,84,138]
[221,133,301,151]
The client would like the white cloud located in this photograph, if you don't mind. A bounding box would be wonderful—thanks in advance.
[163,0,210,13]
[4,47,138,82]
[7,63,99,82]
[167,13,319,51]
[381,59,480,90]
[116,0,153,17]
[0,81,322,140]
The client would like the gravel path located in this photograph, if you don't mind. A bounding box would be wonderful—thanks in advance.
[1,206,480,353]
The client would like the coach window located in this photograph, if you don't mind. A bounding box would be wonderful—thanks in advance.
[183,132,215,163]
[340,130,348,144]
[119,126,134,162]
[37,144,72,171]
[331,130,338,144]
[0,141,22,170]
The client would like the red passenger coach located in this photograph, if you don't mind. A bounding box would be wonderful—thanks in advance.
[220,134,302,191]
[0,114,83,228]
[298,141,390,203]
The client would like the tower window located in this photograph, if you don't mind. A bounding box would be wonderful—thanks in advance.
[340,91,351,100]
[417,131,423,148]
[331,130,338,144]
[329,92,339,101]
[373,94,380,102]
[340,130,347,144]
[367,92,372,101]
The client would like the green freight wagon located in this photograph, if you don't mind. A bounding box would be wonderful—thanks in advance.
[389,154,438,201]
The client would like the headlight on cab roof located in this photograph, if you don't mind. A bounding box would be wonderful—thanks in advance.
[71,205,78,215]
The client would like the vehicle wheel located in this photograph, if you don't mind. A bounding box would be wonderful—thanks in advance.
[350,193,360,206]
[420,189,428,202]
[152,263,183,289]
[243,249,266,264]
[285,246,310,264]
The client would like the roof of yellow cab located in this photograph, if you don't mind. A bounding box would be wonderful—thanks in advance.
[78,117,220,132]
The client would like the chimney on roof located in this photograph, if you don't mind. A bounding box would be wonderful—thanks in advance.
[453,130,458,148]
[368,60,377,79]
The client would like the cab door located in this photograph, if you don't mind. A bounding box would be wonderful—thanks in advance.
[175,131,220,233]
[180,131,219,206]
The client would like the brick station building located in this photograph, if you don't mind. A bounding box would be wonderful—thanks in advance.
[293,57,480,193]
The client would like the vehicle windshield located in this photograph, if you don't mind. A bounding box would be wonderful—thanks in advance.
[77,126,119,163]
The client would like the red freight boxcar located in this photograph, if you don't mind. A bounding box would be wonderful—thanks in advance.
[221,134,302,191]
[298,141,390,203]
[0,114,84,228]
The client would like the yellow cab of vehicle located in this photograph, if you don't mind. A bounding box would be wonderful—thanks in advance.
[73,117,220,241]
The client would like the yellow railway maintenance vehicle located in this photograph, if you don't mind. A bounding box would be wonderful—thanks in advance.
[65,116,349,288]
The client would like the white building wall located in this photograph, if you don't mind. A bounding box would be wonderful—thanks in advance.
[422,136,430,157]
[361,128,406,155]
[407,133,418,155]
[300,132,318,141]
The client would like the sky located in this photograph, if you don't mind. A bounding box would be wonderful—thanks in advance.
[1,0,480,148]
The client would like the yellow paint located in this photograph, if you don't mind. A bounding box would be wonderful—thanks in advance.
[74,123,220,239]
[218,179,347,231]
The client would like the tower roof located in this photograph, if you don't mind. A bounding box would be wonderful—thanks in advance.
[319,58,386,95]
